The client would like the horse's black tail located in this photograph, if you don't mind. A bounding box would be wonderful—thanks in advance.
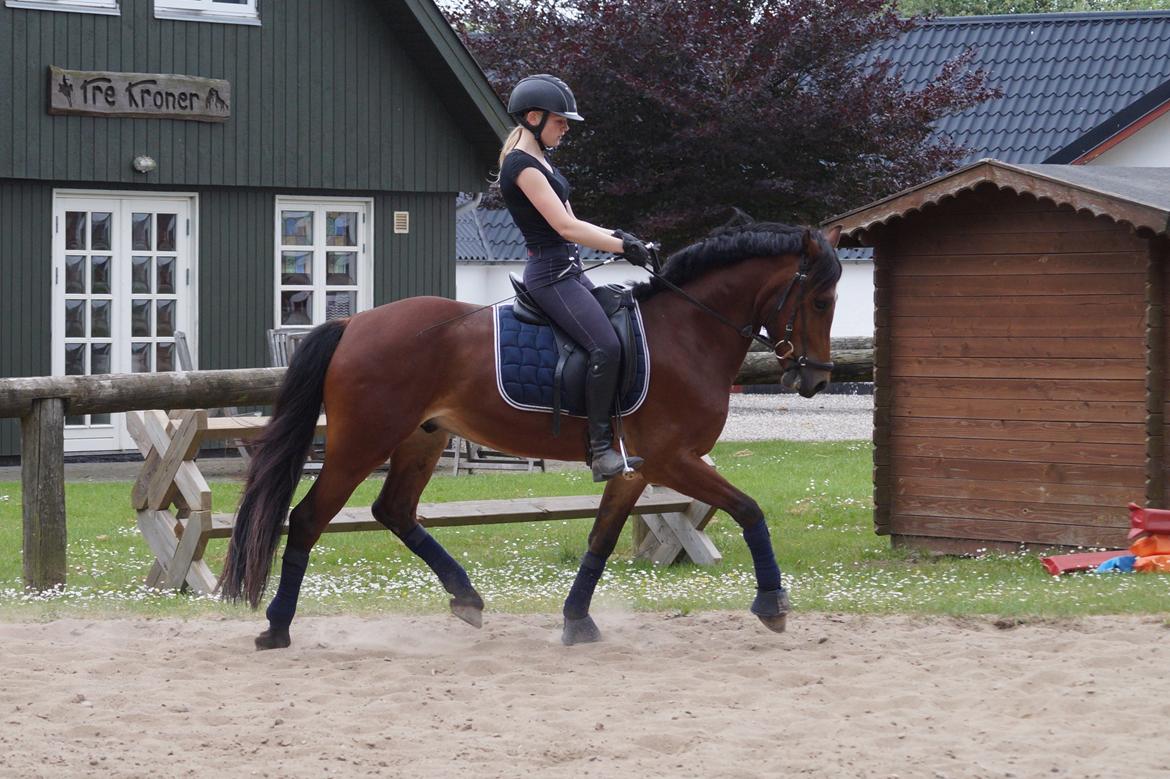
[220,319,348,608]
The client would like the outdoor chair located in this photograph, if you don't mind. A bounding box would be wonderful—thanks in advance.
[266,327,323,471]
[173,331,256,463]
[266,327,313,369]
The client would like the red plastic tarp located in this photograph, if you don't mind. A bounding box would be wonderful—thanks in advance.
[1040,550,1126,576]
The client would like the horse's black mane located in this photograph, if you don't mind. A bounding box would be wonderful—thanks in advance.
[630,210,842,302]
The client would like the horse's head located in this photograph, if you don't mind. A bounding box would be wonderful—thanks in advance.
[766,225,841,398]
[631,217,843,398]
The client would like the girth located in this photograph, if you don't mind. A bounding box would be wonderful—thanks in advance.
[508,272,638,435]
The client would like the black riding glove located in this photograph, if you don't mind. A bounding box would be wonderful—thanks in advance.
[612,229,652,269]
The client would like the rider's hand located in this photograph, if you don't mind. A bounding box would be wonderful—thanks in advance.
[612,229,652,269]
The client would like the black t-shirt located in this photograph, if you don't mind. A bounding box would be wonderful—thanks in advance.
[499,150,572,249]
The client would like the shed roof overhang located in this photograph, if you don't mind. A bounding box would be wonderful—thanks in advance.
[825,160,1170,247]
[379,0,512,168]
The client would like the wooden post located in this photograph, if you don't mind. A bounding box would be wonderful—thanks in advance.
[21,398,67,590]
[870,232,893,537]
[1148,236,1167,507]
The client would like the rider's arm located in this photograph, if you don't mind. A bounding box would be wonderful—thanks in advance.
[515,167,624,254]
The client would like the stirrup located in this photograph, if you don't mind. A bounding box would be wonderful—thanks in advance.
[591,446,643,482]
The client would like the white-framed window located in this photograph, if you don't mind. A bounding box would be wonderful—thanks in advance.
[274,197,373,328]
[154,0,259,25]
[5,0,119,15]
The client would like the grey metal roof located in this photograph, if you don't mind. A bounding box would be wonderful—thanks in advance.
[874,10,1170,164]
[1016,164,1170,211]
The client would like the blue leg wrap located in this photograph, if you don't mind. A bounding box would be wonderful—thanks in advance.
[743,520,782,592]
[563,551,608,620]
[265,546,310,631]
[404,524,473,595]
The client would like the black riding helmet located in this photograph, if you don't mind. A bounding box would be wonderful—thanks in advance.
[508,74,584,149]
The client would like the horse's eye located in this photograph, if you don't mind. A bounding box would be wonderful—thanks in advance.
[813,299,831,312]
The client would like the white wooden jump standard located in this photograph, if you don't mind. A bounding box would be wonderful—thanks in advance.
[126,410,722,595]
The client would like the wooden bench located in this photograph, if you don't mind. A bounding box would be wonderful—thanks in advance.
[126,409,723,595]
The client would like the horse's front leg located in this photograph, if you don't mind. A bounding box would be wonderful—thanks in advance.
[649,455,789,633]
[372,427,485,628]
[561,474,648,646]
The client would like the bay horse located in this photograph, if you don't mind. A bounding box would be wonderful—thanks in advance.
[221,220,842,649]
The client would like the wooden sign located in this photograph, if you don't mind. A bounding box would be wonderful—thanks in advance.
[47,66,231,123]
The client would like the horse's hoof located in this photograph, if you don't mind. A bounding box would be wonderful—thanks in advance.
[756,612,788,633]
[750,588,791,634]
[254,627,291,650]
[561,615,602,646]
[450,592,484,629]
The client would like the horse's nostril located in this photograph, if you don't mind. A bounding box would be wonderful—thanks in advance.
[812,379,828,395]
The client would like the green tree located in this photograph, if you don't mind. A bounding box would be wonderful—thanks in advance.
[449,0,997,246]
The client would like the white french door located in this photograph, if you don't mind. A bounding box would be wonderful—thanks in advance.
[52,193,196,452]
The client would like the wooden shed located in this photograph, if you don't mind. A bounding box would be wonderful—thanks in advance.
[827,161,1170,552]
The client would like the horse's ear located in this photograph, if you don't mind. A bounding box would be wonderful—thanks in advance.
[802,228,820,257]
[824,225,843,248]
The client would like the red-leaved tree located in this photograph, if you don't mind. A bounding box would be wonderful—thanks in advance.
[448,0,997,246]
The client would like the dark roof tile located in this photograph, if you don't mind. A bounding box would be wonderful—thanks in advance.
[457,208,609,263]
[877,10,1170,163]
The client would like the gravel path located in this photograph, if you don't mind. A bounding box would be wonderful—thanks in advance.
[720,392,872,441]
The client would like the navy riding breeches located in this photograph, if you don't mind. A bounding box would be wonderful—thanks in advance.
[523,244,620,363]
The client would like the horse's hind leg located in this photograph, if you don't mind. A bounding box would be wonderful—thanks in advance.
[561,474,648,646]
[255,440,393,651]
[371,426,485,629]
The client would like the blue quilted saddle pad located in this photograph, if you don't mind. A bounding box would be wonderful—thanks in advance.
[493,303,651,417]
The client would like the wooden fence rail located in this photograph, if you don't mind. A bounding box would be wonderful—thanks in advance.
[1,339,872,590]
[0,367,285,419]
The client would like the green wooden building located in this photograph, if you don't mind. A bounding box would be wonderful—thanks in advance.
[0,0,509,456]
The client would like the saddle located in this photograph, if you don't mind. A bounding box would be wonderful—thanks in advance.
[507,272,640,435]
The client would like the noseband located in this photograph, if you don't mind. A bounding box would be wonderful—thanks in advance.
[644,249,834,374]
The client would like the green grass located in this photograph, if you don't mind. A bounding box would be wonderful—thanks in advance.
[1,440,1167,621]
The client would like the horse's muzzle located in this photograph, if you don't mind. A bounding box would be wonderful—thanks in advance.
[780,365,831,398]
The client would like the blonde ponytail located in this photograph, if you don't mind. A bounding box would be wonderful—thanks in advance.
[495,126,525,172]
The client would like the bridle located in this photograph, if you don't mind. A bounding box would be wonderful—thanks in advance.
[644,247,835,374]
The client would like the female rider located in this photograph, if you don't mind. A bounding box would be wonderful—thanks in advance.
[497,74,654,482]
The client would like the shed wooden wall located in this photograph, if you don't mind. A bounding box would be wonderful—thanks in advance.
[874,184,1150,551]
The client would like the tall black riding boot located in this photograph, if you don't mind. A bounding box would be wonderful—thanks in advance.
[586,348,643,482]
